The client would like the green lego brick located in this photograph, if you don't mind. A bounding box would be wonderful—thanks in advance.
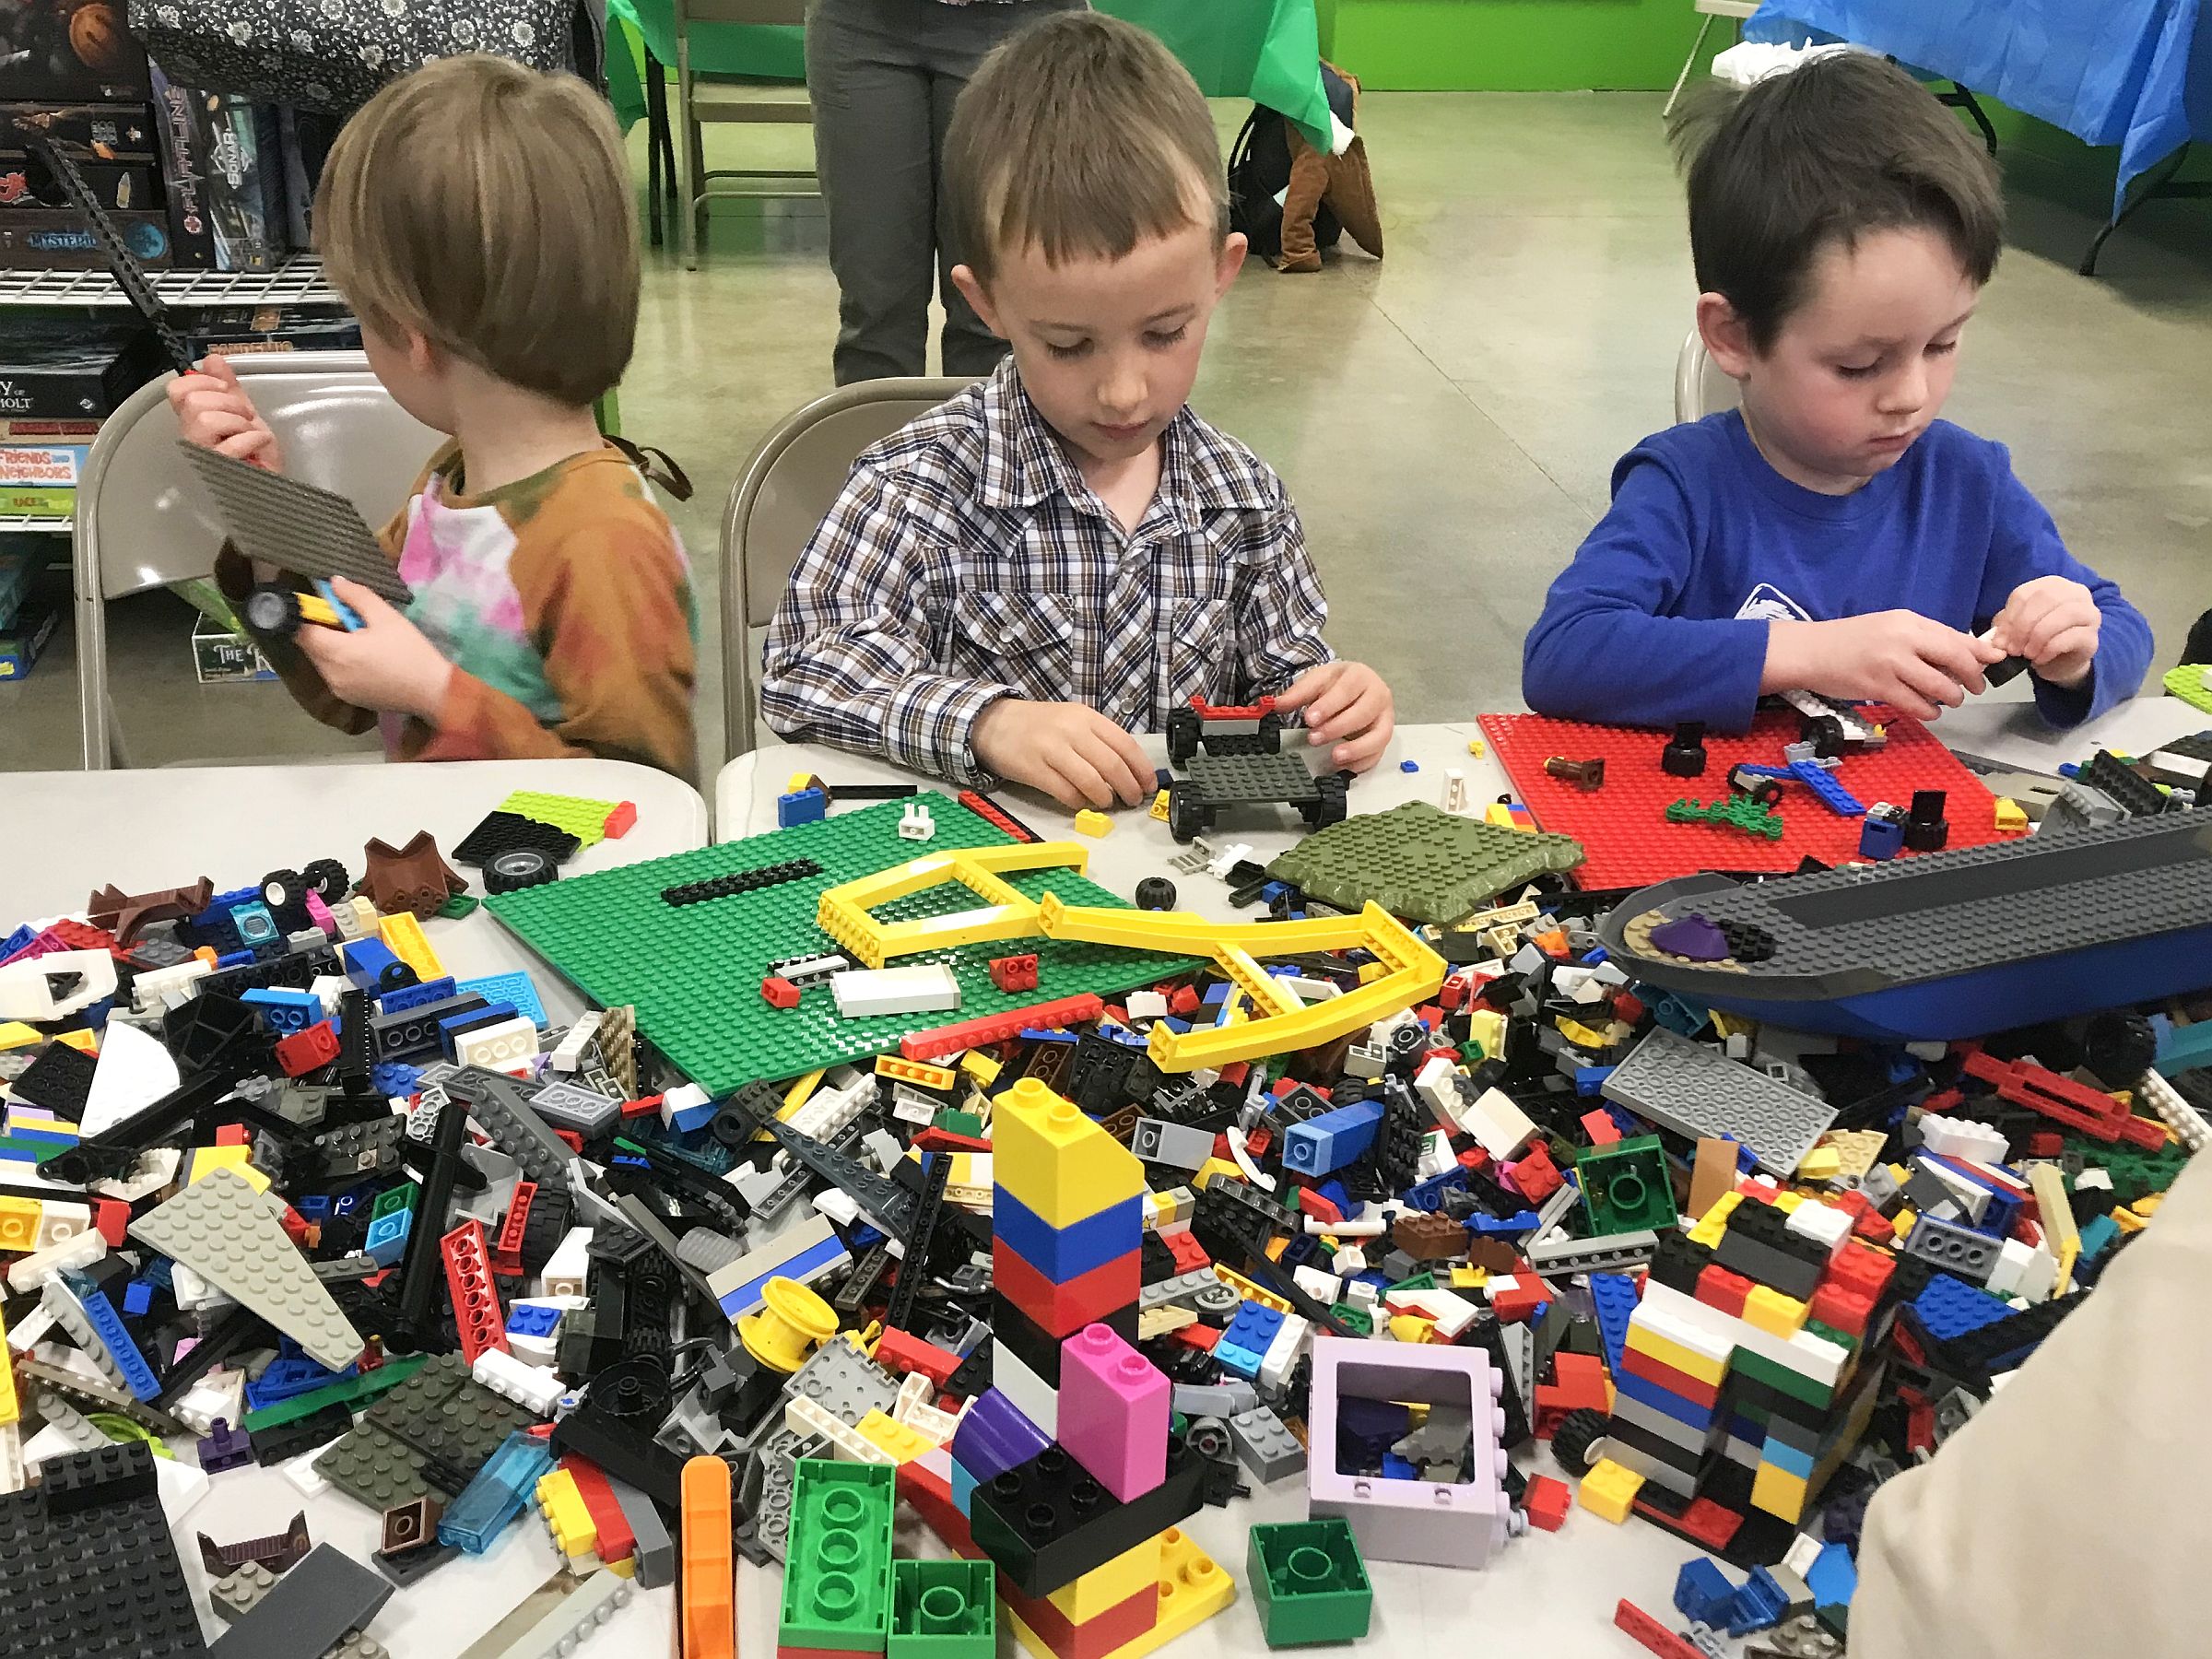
[371,1182,418,1220]
[485,795,1198,1095]
[888,1559,994,1659]
[932,1109,984,1138]
[1263,800,1583,924]
[781,1459,896,1652]
[499,789,624,849]
[1665,795,1783,840]
[438,893,479,920]
[1731,1346,1836,1410]
[1328,1303,1373,1337]
[1247,1518,1372,1647]
[1577,1135,1680,1236]
[1803,1319,1858,1359]
[242,1351,429,1432]
[2067,1135,2189,1207]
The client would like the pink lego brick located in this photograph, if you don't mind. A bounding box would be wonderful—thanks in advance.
[1055,1324,1170,1501]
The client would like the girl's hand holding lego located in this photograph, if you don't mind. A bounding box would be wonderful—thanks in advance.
[294,578,453,721]
[1763,612,2003,724]
[167,354,283,470]
[971,699,1154,812]
[1989,576,2099,688]
[1277,661,1394,772]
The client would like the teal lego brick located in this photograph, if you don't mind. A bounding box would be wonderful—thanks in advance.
[484,795,1197,1094]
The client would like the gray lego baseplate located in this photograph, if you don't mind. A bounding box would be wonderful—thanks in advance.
[1601,1027,1836,1178]
[182,442,414,606]
[1186,750,1325,806]
[127,1165,365,1371]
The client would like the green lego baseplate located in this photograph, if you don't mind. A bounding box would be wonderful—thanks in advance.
[1262,800,1584,924]
[485,794,1198,1096]
[2163,665,2212,715]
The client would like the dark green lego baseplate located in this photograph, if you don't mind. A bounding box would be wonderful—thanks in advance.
[486,794,1197,1094]
[1265,800,1584,924]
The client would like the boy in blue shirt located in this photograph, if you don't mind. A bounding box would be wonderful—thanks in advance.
[1524,53,2150,730]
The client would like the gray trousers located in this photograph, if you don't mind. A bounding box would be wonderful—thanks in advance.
[806,0,1087,383]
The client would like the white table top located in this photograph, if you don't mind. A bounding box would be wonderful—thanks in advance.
[0,759,710,1030]
[1925,685,2206,774]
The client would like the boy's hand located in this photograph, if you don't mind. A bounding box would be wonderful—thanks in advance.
[1765,614,2004,723]
[971,699,1154,812]
[1277,660,1394,772]
[1990,576,2100,688]
[294,578,453,720]
[168,354,283,471]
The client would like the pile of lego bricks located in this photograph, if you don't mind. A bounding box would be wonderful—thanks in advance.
[0,790,2207,1659]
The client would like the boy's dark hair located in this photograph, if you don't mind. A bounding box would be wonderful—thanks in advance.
[1667,53,2004,350]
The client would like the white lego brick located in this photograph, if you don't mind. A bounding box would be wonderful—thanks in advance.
[539,1226,594,1299]
[1384,1287,1481,1340]
[131,959,210,1015]
[1783,1200,1853,1259]
[173,1370,246,1436]
[1918,1115,2011,1164]
[475,1347,566,1416]
[1782,1532,1824,1579]
[31,1200,89,1252]
[1206,842,1254,878]
[0,1424,21,1495]
[1333,1245,1370,1276]
[1913,1159,1993,1225]
[1983,1237,2034,1300]
[1344,1278,1379,1311]
[831,964,961,1018]
[5,1228,105,1294]
[6,1303,54,1355]
[898,801,936,841]
[992,1342,1059,1438]
[1259,1312,1311,1394]
[1308,1215,1385,1238]
[1125,991,1170,1022]
[549,1009,602,1074]
[281,1447,332,1498]
[0,949,114,1021]
[453,1015,539,1072]
[1293,1265,1343,1305]
[78,1020,182,1138]
[790,1074,874,1141]
[1630,1284,1745,1368]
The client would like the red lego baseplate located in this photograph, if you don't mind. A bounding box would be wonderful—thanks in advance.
[1478,707,2012,888]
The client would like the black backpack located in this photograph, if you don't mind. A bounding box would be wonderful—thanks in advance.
[1227,62,1358,262]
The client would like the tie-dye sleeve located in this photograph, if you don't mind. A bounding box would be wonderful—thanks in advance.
[408,491,700,783]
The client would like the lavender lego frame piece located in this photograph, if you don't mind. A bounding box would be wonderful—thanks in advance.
[1305,1335,1512,1569]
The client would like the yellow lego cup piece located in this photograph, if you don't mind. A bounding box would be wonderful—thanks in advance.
[1045,1534,1165,1623]
[1073,810,1112,838]
[991,1076,1143,1228]
[737,1276,839,1372]
[1579,1458,1644,1524]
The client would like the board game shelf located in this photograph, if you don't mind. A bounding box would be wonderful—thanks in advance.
[0,255,343,309]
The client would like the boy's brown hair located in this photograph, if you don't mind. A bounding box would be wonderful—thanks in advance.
[946,12,1226,285]
[1667,53,2004,350]
[317,55,638,406]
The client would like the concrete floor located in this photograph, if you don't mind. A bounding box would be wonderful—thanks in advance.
[7,91,2208,773]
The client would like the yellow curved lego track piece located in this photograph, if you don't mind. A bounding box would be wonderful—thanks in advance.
[816,842,1091,969]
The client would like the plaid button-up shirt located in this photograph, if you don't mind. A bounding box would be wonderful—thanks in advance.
[759,357,1334,786]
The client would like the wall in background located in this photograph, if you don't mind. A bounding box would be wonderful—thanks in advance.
[1315,0,1724,92]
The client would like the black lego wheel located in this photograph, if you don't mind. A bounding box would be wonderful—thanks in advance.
[301,858,351,902]
[1168,782,1205,843]
[241,583,302,641]
[1550,1406,1611,1475]
[259,868,303,912]
[1256,710,1283,752]
[1166,707,1200,768]
[484,846,559,895]
[1313,773,1350,829]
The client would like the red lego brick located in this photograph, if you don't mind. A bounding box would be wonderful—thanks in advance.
[622,1093,664,1120]
[274,1020,340,1077]
[491,1180,536,1276]
[911,1126,993,1155]
[761,975,800,1010]
[1534,1351,1610,1436]
[215,1122,248,1147]
[1169,985,1202,1018]
[990,954,1040,994]
[957,788,1038,843]
[900,994,1105,1061]
[1618,1344,1723,1411]
[994,1242,1141,1337]
[875,1328,961,1388]
[560,1453,635,1563]
[1524,1474,1572,1532]
[601,800,637,840]
[997,1574,1159,1659]
[1163,1230,1210,1273]
[1296,1186,1344,1226]
[1507,1142,1563,1203]
[47,917,123,957]
[1612,991,1645,1024]
[1581,1107,1622,1147]
[1481,707,2009,887]
[93,1199,129,1248]
[1614,1599,1704,1659]
[1439,978,1467,1012]
[1696,1263,1755,1318]
[1172,1323,1220,1352]
[441,1218,507,1365]
[1488,1269,1552,1323]
[1807,1282,1877,1339]
[2025,1130,2065,1159]
[898,1462,986,1561]
[1633,1493,1745,1553]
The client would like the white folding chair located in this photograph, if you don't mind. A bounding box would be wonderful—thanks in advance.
[1673,328,1744,424]
[1665,0,1761,118]
[720,377,971,761]
[73,350,441,769]
[675,0,819,270]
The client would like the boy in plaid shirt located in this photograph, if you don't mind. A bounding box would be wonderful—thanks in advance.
[761,13,1393,810]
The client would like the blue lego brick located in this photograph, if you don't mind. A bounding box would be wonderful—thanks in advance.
[123,1279,154,1317]
[664,1092,717,1134]
[1786,759,1865,817]
[777,787,828,828]
[458,972,548,1030]
[1759,1435,1815,1479]
[1859,813,1905,860]
[371,1062,423,1098]
[216,948,253,970]
[1675,1558,1736,1628]
[991,1189,1141,1283]
[439,1003,519,1060]
[440,1429,557,1553]
[1469,1210,1540,1237]
[1613,1369,1712,1432]
[1727,1566,1791,1638]
[1281,1100,1384,1176]
[0,924,35,959]
[1574,1065,1614,1096]
[1380,1453,1418,1478]
[950,1459,977,1518]
[64,1273,161,1401]
[364,1209,414,1267]
[509,1304,561,1340]
[713,1228,852,1320]
[296,1194,332,1221]
[2078,1214,2119,1262]
[246,1352,356,1411]
[342,937,409,990]
[1314,1180,1355,1218]
[1911,1273,2014,1342]
[1805,1542,1855,1613]
[1588,1273,1638,1376]
[1401,1168,1469,1214]
[241,987,322,1034]
[377,976,457,1014]
[1215,1301,1285,1381]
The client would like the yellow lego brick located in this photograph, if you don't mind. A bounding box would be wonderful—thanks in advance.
[53,1030,97,1053]
[1148,789,1170,823]
[1750,1461,1810,1524]
[1624,1325,1731,1389]
[1211,1265,1290,1314]
[186,1147,270,1193]
[1711,1012,1752,1041]
[0,1195,41,1253]
[1579,1457,1644,1524]
[854,1408,934,1464]
[1994,796,2028,834]
[1686,1188,1744,1250]
[1072,810,1112,838]
[1388,1313,1436,1344]
[876,1056,957,1093]
[1556,1018,1609,1050]
[1010,1528,1232,1659]
[1449,1265,1488,1290]
[1816,1129,1887,1182]
[1357,961,1387,984]
[1742,1286,1809,1339]
[0,1022,41,1051]
[535,1467,597,1559]
[378,911,444,983]
[1465,1008,1506,1060]
[1190,1157,1241,1190]
[1794,1146,1841,1182]
[1483,802,1514,829]
[1770,1190,1803,1214]
[1138,1304,1196,1341]
[0,1303,16,1426]
[959,1049,1001,1089]
[1044,1534,1163,1622]
[1892,1206,1917,1239]
[1467,738,1486,757]
[2112,1205,2148,1234]
[992,1077,1142,1228]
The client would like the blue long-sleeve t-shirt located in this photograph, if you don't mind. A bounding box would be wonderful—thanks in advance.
[1522,412,2153,730]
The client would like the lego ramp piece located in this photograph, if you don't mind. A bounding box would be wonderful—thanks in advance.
[485,796,1194,1095]
[1479,707,2007,887]
[206,1543,391,1659]
[1602,1028,1835,1179]
[1265,800,1584,923]
[818,841,1092,970]
[181,443,414,607]
[129,1167,364,1371]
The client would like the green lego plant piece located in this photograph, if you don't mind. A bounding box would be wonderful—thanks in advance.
[499,789,626,849]
[242,1350,429,1432]
[485,795,1198,1095]
[888,1559,994,1659]
[780,1458,896,1652]
[1578,1134,1680,1236]
[1247,1517,1372,1647]
[1665,795,1784,841]
[1263,800,1583,924]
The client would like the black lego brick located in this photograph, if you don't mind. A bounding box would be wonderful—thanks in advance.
[990,1291,1137,1385]
[451,810,582,870]
[662,857,823,907]
[38,1441,159,1515]
[11,1041,97,1115]
[970,1435,1206,1598]
[0,1472,206,1657]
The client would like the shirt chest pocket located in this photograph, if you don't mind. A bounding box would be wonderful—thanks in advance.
[948,590,1076,700]
[1164,595,1237,706]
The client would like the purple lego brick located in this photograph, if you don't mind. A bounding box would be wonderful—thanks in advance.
[1305,1335,1512,1569]
[948,1387,1051,1484]
[1056,1324,1170,1501]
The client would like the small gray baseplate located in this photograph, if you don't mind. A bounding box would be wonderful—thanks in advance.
[1601,1027,1835,1178]
[182,441,414,606]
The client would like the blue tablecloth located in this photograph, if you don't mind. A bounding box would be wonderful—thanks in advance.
[1748,0,2210,217]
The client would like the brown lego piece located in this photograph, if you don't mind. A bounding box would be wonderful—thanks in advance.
[360,832,466,921]
[380,1495,443,1555]
[1392,1212,1471,1263]
[1467,1235,1521,1276]
[198,1510,312,1577]
[1099,1104,1140,1146]
[87,877,216,946]
[1688,1137,1739,1220]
